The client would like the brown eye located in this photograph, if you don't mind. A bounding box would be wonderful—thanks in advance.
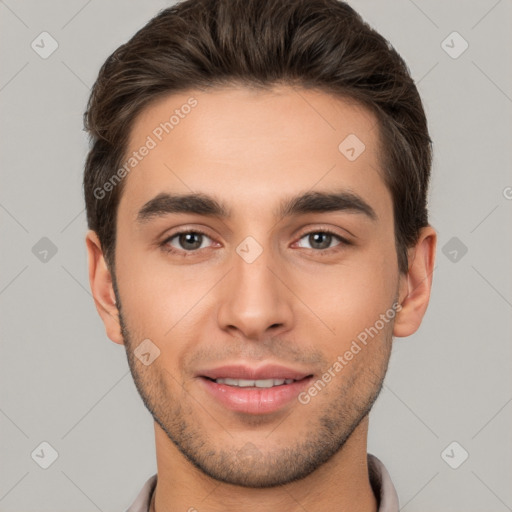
[296,230,347,251]
[308,232,334,250]
[163,231,213,253]
[177,232,204,250]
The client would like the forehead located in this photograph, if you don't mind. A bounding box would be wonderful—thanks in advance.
[119,85,391,224]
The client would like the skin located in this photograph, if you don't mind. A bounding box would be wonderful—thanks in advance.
[86,85,436,512]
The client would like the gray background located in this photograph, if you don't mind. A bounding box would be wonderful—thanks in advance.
[1,0,511,510]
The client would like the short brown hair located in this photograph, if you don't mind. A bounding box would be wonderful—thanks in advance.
[83,0,432,274]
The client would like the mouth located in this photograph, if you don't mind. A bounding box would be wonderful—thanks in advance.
[197,364,314,414]
[205,377,299,387]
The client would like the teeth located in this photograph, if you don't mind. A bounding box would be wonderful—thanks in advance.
[215,378,295,387]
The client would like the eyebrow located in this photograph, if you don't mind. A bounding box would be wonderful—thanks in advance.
[136,189,377,224]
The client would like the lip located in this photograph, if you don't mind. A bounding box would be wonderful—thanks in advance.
[197,364,313,415]
[198,364,311,381]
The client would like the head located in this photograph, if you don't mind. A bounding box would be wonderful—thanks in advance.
[84,0,436,488]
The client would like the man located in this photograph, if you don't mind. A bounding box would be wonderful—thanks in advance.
[83,0,436,510]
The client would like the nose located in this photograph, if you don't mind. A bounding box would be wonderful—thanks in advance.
[216,245,294,341]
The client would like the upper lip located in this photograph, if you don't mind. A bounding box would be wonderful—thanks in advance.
[198,364,312,381]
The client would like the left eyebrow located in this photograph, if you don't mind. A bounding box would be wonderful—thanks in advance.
[276,190,377,222]
[136,189,377,224]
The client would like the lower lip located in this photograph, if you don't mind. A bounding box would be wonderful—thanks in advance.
[199,376,313,414]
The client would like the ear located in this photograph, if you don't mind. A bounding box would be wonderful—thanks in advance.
[393,226,437,337]
[85,230,124,345]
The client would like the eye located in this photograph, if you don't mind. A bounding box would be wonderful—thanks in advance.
[160,228,351,257]
[295,229,349,251]
[162,230,214,255]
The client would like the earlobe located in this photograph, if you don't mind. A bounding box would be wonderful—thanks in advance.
[393,226,437,338]
[85,230,124,345]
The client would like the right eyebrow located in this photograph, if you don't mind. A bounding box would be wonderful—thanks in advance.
[136,192,230,223]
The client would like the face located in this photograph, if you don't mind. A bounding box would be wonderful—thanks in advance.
[90,85,422,487]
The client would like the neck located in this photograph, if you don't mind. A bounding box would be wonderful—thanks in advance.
[151,416,378,512]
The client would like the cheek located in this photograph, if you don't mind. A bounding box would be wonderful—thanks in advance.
[304,246,398,349]
[116,248,216,351]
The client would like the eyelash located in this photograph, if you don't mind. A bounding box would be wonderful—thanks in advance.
[160,228,351,257]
